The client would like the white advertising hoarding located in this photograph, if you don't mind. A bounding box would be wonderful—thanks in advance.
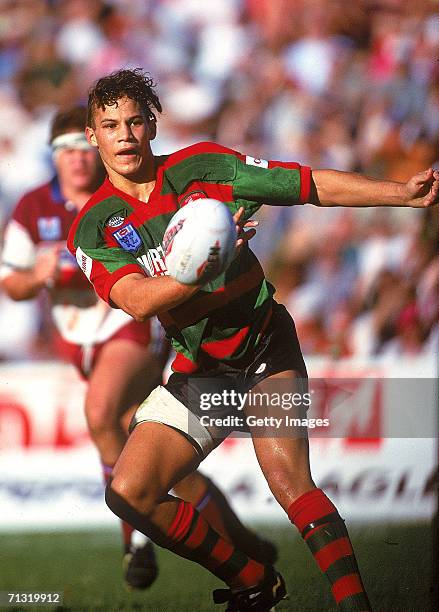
[0,359,437,530]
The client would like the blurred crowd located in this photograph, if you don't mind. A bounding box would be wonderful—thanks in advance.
[0,0,438,360]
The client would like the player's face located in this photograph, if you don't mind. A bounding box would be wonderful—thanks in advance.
[55,147,98,191]
[86,96,155,183]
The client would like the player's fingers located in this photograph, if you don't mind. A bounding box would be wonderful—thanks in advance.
[233,207,245,225]
[243,220,259,228]
[414,168,433,185]
[236,229,257,249]
[423,180,439,207]
[241,228,257,242]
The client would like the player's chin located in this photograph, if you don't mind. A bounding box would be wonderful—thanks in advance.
[115,159,141,176]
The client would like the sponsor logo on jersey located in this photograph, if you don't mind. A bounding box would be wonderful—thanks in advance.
[37,216,62,240]
[106,215,125,228]
[179,190,207,207]
[137,246,168,277]
[112,223,142,253]
[245,156,268,169]
[75,246,92,280]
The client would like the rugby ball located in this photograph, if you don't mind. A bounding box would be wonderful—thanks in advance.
[163,198,237,285]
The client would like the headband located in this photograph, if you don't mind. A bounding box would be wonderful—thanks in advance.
[51,131,93,154]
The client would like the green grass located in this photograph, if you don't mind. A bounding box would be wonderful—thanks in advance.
[0,523,434,611]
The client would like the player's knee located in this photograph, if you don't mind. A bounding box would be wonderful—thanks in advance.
[85,395,118,438]
[107,474,158,516]
[105,480,127,520]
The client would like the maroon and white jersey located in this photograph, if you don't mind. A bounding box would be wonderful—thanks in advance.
[0,177,134,345]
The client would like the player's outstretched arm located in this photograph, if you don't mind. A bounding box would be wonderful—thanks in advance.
[309,168,439,208]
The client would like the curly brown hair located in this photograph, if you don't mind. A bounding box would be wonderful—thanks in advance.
[87,68,162,127]
[50,105,87,143]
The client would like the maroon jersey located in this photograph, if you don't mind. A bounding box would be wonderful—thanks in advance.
[1,177,137,345]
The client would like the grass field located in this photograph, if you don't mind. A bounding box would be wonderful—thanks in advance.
[0,523,434,611]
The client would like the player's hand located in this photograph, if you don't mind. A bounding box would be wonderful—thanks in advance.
[403,168,439,208]
[34,243,63,288]
[233,207,259,251]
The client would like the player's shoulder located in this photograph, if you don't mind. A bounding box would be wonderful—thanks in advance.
[163,141,243,169]
[13,181,53,212]
[67,179,128,252]
[9,180,59,231]
[160,142,244,192]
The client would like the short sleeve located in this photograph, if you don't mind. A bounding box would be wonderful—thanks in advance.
[233,156,311,208]
[0,219,36,278]
[165,142,311,220]
[68,210,146,304]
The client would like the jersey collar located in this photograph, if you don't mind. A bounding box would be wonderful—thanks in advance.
[49,175,65,205]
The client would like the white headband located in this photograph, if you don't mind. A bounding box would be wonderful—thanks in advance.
[51,131,93,155]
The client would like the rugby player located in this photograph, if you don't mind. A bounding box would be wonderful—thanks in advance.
[68,69,439,611]
[1,105,276,593]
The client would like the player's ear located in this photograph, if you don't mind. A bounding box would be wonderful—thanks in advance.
[86,126,98,148]
[148,118,157,141]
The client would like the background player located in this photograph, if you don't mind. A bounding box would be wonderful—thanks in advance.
[69,69,438,611]
[0,104,277,592]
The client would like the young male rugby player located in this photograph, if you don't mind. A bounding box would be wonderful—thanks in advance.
[1,105,275,593]
[68,69,439,611]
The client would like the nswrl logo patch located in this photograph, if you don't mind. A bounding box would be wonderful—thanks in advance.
[112,223,142,253]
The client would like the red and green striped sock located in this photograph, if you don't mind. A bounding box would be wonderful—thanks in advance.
[288,489,371,611]
[168,499,266,590]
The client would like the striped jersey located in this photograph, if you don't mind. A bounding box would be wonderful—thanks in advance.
[0,177,135,345]
[68,142,311,373]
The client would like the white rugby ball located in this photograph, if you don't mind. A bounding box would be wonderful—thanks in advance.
[163,198,237,285]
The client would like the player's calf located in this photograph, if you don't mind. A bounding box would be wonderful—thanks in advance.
[175,473,278,565]
[105,484,275,594]
[288,488,371,611]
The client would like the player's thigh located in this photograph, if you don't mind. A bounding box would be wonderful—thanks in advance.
[247,369,314,510]
[112,420,202,504]
[86,339,160,418]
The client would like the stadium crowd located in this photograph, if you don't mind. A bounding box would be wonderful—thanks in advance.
[0,0,438,360]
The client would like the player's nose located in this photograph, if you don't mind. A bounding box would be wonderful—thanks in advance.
[118,122,135,142]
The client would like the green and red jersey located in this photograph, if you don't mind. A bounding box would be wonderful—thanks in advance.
[68,142,311,373]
